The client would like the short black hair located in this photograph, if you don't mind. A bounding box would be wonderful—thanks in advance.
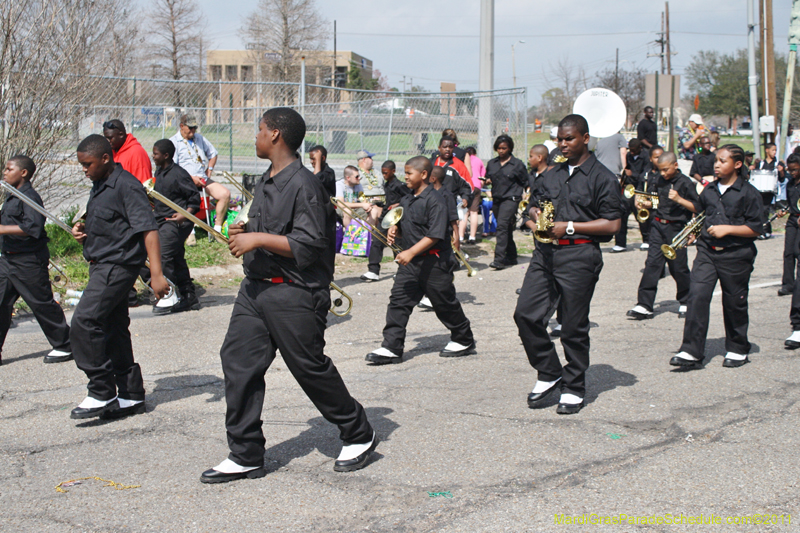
[531,144,549,158]
[558,114,590,136]
[381,160,396,170]
[261,107,306,151]
[430,166,445,182]
[657,151,677,165]
[308,145,327,158]
[787,153,800,166]
[650,144,664,153]
[439,135,456,147]
[628,138,641,151]
[405,155,432,178]
[8,155,36,180]
[494,134,514,152]
[765,142,776,150]
[102,119,126,135]
[153,139,176,159]
[464,146,477,156]
[644,106,654,112]
[77,134,113,158]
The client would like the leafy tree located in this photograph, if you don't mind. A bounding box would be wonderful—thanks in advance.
[346,61,379,91]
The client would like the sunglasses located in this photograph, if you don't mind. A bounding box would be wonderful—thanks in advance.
[102,121,120,130]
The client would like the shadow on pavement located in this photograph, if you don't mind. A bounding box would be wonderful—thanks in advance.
[148,374,225,408]
[0,349,49,366]
[262,406,398,472]
[585,363,638,405]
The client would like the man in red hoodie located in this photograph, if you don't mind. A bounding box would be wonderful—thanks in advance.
[102,120,152,184]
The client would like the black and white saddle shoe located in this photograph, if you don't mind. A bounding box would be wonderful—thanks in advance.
[626,305,653,320]
[527,378,561,408]
[334,433,379,472]
[722,352,749,368]
[365,347,403,365]
[200,459,266,484]
[669,351,703,369]
[785,331,800,349]
[439,341,476,358]
[678,305,687,319]
[70,397,119,419]
[44,349,73,364]
[100,399,146,419]
[556,393,584,415]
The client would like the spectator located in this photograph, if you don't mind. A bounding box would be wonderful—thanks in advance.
[309,145,336,197]
[336,165,379,228]
[102,119,152,184]
[463,146,485,244]
[170,114,231,239]
[755,142,786,239]
[636,106,657,149]
[678,113,705,160]
[689,136,716,183]
[431,129,472,177]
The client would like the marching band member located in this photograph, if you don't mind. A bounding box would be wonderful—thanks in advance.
[485,134,528,270]
[514,115,623,414]
[627,152,698,320]
[670,145,764,369]
[0,156,72,366]
[366,156,475,365]
[783,154,800,348]
[202,108,376,483]
[70,135,169,419]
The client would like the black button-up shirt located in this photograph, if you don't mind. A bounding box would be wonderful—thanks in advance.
[637,118,658,147]
[639,165,659,193]
[242,158,334,288]
[316,163,336,197]
[534,153,625,241]
[382,176,411,214]
[653,172,699,224]
[785,178,800,228]
[397,185,450,259]
[625,153,648,185]
[1,181,49,254]
[153,162,201,224]
[689,153,715,179]
[485,155,527,200]
[693,176,764,249]
[83,164,158,266]
[436,162,473,201]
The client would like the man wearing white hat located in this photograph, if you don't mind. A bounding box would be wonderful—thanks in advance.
[678,114,705,160]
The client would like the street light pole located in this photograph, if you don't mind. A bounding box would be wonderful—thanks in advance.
[478,0,494,160]
[512,40,525,135]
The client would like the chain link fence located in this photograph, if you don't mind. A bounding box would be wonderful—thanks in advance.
[80,77,527,174]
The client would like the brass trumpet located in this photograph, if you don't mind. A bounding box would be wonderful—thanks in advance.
[533,200,555,244]
[221,171,254,201]
[623,184,659,223]
[230,196,354,317]
[661,211,706,260]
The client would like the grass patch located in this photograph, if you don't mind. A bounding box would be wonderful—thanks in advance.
[185,229,239,268]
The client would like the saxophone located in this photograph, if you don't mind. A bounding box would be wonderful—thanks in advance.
[533,200,555,244]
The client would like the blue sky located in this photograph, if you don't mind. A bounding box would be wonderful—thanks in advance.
[197,0,793,103]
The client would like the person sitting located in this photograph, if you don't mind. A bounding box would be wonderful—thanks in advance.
[335,165,379,228]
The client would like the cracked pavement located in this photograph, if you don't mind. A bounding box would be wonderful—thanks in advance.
[0,233,798,532]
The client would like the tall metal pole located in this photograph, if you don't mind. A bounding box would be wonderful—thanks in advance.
[478,0,494,161]
[748,0,763,157]
[332,21,337,88]
[665,2,672,74]
[300,56,306,160]
[780,0,800,160]
[766,0,778,144]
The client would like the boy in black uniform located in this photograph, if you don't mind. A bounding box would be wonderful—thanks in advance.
[514,114,623,414]
[670,144,763,369]
[366,156,475,365]
[149,139,201,314]
[635,145,665,248]
[361,160,411,282]
[0,156,71,366]
[70,135,169,419]
[614,138,647,251]
[201,108,376,484]
[782,154,800,303]
[626,151,698,320]
[689,137,715,183]
[309,145,336,197]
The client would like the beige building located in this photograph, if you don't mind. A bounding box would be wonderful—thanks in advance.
[204,49,373,122]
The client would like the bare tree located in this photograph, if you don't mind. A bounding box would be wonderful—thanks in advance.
[594,65,647,125]
[0,0,136,205]
[148,0,205,82]
[241,0,329,85]
[540,57,588,124]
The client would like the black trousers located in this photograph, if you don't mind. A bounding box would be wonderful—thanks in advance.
[220,279,373,467]
[614,197,633,247]
[160,221,194,295]
[492,197,518,264]
[0,251,70,352]
[382,254,473,355]
[636,221,691,311]
[761,192,775,234]
[367,218,393,275]
[789,235,800,329]
[71,263,144,401]
[514,243,603,397]
[679,243,756,359]
[782,221,799,292]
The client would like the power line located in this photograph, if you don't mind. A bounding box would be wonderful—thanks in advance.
[337,31,653,39]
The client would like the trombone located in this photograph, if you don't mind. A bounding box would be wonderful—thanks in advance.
[143,179,228,244]
[452,238,476,276]
[330,196,404,253]
[221,171,254,201]
[661,211,706,260]
[49,261,69,289]
[219,195,355,317]
[623,184,659,223]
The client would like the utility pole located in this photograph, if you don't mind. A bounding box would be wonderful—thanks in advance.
[402,75,406,93]
[661,12,666,74]
[665,2,672,75]
[748,0,762,157]
[765,0,778,144]
[331,20,336,88]
[478,0,495,160]
[614,48,619,93]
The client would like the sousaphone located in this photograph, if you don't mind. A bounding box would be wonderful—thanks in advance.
[572,88,627,139]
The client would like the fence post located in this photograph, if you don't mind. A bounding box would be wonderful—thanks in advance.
[131,77,136,128]
[386,98,394,161]
[300,56,306,160]
[358,100,364,151]
[229,92,233,172]
[161,106,166,139]
[523,89,528,160]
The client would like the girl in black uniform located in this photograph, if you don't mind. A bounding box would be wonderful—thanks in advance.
[670,144,764,369]
[485,135,528,269]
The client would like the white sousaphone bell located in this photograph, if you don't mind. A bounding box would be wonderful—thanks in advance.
[572,88,627,139]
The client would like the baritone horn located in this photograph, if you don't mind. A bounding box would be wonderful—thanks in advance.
[623,184,659,223]
[661,211,706,260]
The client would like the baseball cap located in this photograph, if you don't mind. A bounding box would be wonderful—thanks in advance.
[181,115,199,128]
[550,126,559,138]
[688,114,703,125]
[356,150,376,160]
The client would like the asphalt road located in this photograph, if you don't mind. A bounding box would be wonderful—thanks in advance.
[1,229,798,532]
